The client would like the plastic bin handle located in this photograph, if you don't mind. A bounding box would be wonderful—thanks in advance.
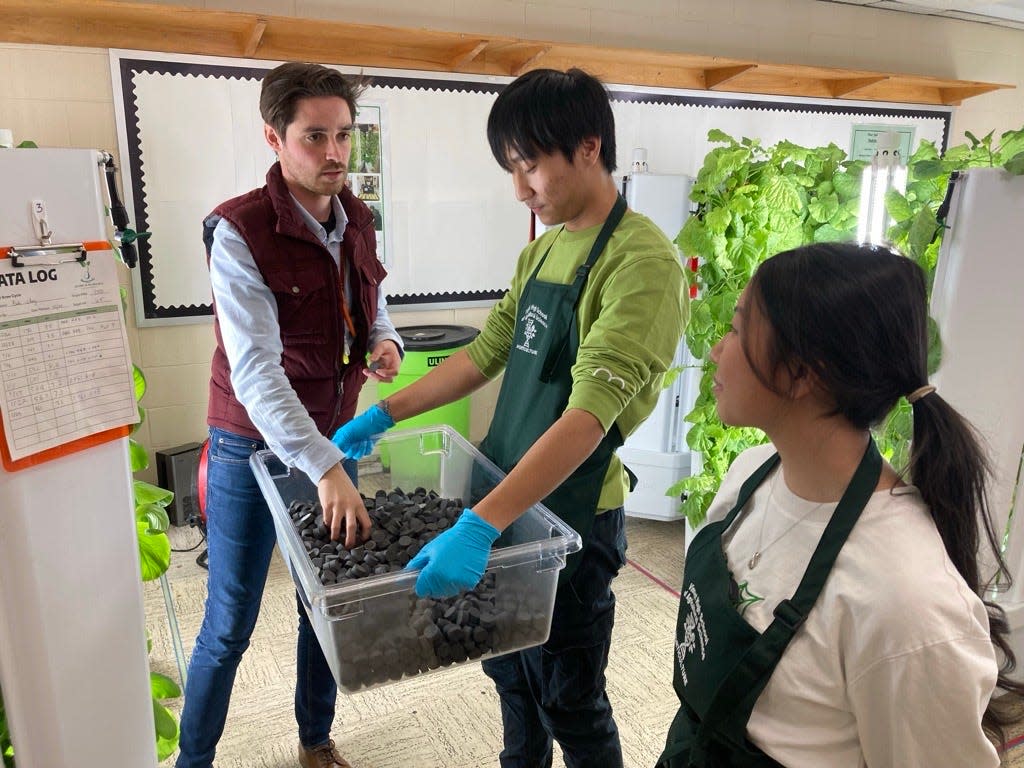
[536,555,568,574]
[259,452,292,480]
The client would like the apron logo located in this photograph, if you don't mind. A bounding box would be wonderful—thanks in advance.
[731,578,764,616]
[674,583,710,686]
[516,304,548,356]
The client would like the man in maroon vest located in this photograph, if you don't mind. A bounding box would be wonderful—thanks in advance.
[176,62,402,768]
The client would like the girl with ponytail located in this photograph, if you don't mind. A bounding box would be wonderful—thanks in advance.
[658,242,1022,768]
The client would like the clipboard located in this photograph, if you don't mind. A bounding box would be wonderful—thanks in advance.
[0,241,136,472]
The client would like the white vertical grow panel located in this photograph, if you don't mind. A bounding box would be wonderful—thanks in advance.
[0,149,156,768]
[619,172,696,522]
[930,167,1024,666]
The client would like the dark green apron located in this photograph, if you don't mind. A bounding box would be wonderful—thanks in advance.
[657,441,882,767]
[479,195,629,582]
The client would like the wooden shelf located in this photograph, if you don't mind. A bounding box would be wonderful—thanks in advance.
[0,0,1011,106]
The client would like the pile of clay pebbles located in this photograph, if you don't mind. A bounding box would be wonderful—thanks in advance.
[286,487,550,690]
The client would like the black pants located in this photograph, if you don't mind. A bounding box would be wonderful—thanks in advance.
[482,508,627,768]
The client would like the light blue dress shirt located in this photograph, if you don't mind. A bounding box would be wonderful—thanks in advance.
[208,192,402,483]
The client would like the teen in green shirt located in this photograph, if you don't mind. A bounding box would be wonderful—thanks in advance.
[333,67,687,768]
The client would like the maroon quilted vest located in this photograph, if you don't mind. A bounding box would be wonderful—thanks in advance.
[205,162,387,440]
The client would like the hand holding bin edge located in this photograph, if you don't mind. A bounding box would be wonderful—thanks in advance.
[406,508,500,598]
[330,403,394,459]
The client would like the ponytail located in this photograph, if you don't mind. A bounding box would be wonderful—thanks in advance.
[909,390,1024,748]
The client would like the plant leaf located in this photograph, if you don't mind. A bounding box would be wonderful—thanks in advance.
[151,671,182,700]
[884,188,914,223]
[153,697,178,741]
[1004,152,1024,176]
[997,130,1024,163]
[811,224,848,243]
[927,314,943,375]
[715,147,754,181]
[135,479,174,508]
[921,238,942,278]
[129,438,150,472]
[831,170,860,201]
[157,732,180,763]
[762,174,802,212]
[911,159,947,180]
[704,206,732,234]
[662,366,682,389]
[873,401,913,471]
[807,192,839,224]
[908,140,940,164]
[677,218,713,258]
[137,523,171,581]
[136,502,171,533]
[907,207,939,259]
[133,365,147,401]
[130,403,147,436]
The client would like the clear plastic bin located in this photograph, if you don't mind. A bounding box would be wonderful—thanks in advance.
[250,425,582,694]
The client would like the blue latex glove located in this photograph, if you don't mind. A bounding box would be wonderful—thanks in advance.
[406,508,500,598]
[330,404,394,460]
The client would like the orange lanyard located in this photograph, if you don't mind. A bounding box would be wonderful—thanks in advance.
[339,259,357,364]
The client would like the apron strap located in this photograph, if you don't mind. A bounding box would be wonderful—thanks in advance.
[720,453,780,530]
[541,195,627,381]
[698,439,883,748]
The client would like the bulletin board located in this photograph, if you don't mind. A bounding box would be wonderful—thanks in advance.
[110,50,952,326]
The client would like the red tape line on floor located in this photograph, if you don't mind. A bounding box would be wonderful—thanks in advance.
[627,558,680,599]
[1003,732,1024,753]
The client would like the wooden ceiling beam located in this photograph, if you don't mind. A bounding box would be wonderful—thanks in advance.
[939,84,1006,105]
[509,46,552,77]
[704,64,758,90]
[447,40,490,70]
[829,76,889,98]
[243,19,268,58]
[0,0,1011,106]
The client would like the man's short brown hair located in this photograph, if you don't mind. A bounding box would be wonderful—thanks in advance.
[260,62,365,138]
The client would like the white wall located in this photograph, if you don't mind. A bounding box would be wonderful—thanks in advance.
[1,0,1020,482]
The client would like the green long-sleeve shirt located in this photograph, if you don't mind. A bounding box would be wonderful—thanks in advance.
[466,209,689,510]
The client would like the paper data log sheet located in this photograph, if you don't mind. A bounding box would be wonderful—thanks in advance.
[0,250,137,462]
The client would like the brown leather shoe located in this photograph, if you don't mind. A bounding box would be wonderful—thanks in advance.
[298,739,352,768]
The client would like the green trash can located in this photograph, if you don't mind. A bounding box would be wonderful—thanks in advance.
[378,325,479,439]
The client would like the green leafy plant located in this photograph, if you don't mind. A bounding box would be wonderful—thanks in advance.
[1,686,12,767]
[118,288,181,760]
[669,131,864,525]
[671,126,1024,528]
[148,633,182,761]
[131,364,173,580]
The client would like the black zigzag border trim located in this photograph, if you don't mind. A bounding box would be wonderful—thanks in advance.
[388,289,505,305]
[119,58,951,319]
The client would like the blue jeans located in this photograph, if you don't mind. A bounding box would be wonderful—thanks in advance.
[482,508,627,768]
[176,426,357,768]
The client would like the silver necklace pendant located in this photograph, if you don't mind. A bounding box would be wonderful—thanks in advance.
[748,551,761,570]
